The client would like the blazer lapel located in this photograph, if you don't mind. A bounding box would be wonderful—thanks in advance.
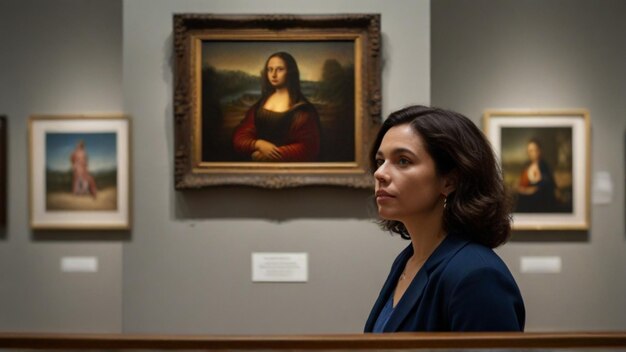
[383,233,469,332]
[364,244,413,332]
[382,265,427,332]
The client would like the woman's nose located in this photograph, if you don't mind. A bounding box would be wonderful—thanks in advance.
[374,163,389,184]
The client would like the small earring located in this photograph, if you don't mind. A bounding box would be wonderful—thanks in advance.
[443,196,447,209]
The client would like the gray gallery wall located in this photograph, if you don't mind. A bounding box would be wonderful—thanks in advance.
[432,0,626,331]
[0,0,124,332]
[121,0,429,334]
[1,0,625,335]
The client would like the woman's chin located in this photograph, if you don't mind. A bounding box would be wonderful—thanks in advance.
[377,210,400,221]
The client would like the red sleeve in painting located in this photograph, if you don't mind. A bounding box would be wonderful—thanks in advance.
[232,106,257,155]
[519,168,529,187]
[276,108,320,162]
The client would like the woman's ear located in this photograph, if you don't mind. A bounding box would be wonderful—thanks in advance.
[442,171,458,195]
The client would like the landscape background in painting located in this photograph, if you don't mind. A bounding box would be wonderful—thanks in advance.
[501,127,573,213]
[201,41,355,162]
[45,132,117,211]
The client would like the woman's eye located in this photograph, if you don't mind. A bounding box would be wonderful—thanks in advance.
[398,158,411,166]
[375,159,384,167]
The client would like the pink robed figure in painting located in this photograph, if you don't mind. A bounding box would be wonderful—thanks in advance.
[70,140,98,198]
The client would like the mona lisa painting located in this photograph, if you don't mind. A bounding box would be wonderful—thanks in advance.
[174,14,381,189]
[202,43,355,164]
[484,110,590,230]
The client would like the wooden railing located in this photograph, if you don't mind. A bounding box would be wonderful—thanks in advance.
[0,332,625,350]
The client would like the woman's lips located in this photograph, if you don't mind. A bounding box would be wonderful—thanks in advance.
[375,190,395,200]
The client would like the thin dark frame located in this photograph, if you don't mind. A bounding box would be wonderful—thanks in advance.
[0,116,6,227]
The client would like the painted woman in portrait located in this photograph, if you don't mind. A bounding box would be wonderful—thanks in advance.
[232,52,321,162]
[515,138,558,212]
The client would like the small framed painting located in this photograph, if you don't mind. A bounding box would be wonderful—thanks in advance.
[484,110,590,230]
[29,115,131,230]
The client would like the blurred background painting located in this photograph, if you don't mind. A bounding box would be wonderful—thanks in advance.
[45,132,117,211]
[501,127,573,213]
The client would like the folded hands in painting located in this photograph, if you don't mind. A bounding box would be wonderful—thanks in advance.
[252,139,282,161]
[517,185,538,195]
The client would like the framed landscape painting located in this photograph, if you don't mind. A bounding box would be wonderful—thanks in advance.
[29,115,130,230]
[484,110,590,230]
[173,14,381,189]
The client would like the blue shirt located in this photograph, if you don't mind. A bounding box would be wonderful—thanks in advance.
[372,291,395,333]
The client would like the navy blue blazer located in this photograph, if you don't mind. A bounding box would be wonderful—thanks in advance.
[364,233,525,332]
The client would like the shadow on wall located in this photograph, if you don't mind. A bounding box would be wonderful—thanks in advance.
[163,29,377,222]
[174,187,375,221]
[510,230,588,242]
[31,230,131,242]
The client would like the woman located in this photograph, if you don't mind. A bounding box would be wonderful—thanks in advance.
[232,52,320,162]
[364,105,524,332]
[516,138,558,212]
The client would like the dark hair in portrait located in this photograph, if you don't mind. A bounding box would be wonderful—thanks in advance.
[260,52,309,106]
[370,105,512,248]
[527,137,541,150]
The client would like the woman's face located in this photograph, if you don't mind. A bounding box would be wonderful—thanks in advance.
[266,56,287,88]
[373,124,447,223]
[527,141,541,162]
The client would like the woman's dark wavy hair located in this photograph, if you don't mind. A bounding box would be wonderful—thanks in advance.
[260,52,307,106]
[370,105,512,248]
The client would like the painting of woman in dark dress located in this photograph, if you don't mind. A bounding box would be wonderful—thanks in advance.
[232,52,320,162]
[200,41,355,163]
[484,110,589,230]
[500,127,574,214]
[515,138,559,212]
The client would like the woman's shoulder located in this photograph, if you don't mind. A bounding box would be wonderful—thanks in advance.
[289,100,317,113]
[440,237,514,282]
[538,159,554,172]
[245,101,262,114]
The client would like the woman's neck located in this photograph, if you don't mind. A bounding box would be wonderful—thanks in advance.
[273,87,289,97]
[403,210,446,262]
[264,89,291,112]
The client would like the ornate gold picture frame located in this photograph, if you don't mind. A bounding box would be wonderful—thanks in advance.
[173,14,381,189]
